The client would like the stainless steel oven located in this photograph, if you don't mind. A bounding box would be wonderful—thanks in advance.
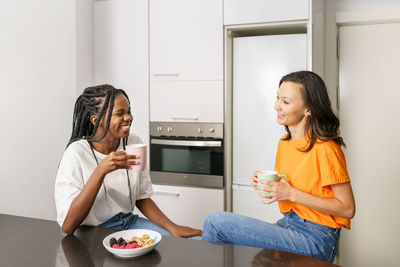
[149,122,224,188]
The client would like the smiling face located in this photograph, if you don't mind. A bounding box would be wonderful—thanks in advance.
[91,92,133,142]
[274,81,310,133]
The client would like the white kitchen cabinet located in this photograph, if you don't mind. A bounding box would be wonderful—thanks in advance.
[149,0,223,81]
[224,0,309,25]
[148,184,224,229]
[149,0,223,123]
[150,80,223,122]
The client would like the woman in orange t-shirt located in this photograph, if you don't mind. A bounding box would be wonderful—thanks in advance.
[202,71,355,263]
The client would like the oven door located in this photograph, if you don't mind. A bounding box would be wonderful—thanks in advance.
[150,137,224,188]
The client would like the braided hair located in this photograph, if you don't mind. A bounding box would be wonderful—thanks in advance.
[67,84,130,148]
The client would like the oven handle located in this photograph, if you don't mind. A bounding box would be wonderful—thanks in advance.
[151,139,222,147]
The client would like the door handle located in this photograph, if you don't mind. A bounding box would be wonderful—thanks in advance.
[152,73,179,77]
[154,191,180,197]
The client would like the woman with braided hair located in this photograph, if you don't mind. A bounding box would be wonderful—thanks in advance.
[55,84,202,238]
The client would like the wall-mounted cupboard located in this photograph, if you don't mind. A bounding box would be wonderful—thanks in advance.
[224,0,309,25]
[149,0,223,123]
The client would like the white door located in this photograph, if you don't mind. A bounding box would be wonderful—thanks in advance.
[232,34,307,221]
[338,23,400,267]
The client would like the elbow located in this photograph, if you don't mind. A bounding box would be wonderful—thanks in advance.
[343,205,356,219]
[61,223,76,235]
[348,207,356,219]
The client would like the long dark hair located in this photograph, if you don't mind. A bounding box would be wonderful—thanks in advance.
[67,84,130,148]
[280,71,345,151]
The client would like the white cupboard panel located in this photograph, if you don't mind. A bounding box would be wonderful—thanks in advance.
[232,185,282,223]
[232,34,307,184]
[224,0,309,25]
[150,0,223,81]
[149,184,224,229]
[150,80,223,122]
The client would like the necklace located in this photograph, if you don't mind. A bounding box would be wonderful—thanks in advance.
[87,139,133,211]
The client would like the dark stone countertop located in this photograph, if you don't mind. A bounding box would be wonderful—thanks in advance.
[0,214,339,267]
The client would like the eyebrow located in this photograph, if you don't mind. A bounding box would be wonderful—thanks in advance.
[113,108,127,113]
[277,93,292,101]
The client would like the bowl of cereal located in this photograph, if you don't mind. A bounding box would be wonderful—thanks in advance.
[103,229,162,258]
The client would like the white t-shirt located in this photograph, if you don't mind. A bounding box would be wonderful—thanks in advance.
[54,134,153,227]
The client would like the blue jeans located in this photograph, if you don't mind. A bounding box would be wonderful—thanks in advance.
[99,212,201,240]
[202,211,340,262]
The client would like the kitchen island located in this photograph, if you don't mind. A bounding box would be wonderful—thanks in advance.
[0,214,338,266]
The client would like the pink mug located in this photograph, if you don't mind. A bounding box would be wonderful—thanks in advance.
[125,144,147,172]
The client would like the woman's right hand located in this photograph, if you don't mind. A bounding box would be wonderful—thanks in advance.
[97,151,138,175]
[250,170,259,191]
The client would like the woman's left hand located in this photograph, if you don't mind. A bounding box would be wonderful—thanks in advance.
[169,225,202,238]
[258,179,294,204]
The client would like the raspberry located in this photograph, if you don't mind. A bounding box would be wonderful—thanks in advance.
[112,244,120,249]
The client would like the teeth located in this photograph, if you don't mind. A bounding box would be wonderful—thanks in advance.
[122,126,130,130]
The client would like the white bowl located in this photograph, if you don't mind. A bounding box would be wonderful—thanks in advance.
[103,229,162,258]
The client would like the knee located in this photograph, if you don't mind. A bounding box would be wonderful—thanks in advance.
[203,212,231,234]
[204,212,229,228]
[203,212,233,242]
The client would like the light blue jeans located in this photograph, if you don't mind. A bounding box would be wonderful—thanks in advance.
[202,211,340,262]
[99,212,201,240]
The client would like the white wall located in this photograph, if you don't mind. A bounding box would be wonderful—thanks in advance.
[324,1,400,266]
[76,0,94,93]
[93,0,149,145]
[0,0,81,220]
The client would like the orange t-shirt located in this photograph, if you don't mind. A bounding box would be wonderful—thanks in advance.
[275,135,351,229]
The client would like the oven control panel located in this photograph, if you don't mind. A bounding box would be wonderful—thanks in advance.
[150,122,223,139]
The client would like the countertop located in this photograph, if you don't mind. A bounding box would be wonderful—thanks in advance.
[0,214,339,267]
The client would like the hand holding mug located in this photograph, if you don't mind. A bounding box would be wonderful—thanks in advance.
[98,151,139,174]
[257,171,288,201]
[250,170,260,190]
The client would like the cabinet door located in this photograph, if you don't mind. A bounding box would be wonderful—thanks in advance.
[150,80,223,122]
[224,0,309,25]
[150,0,223,81]
[150,184,224,229]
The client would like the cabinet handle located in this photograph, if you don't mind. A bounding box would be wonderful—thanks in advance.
[152,73,180,77]
[154,191,180,197]
[172,116,199,121]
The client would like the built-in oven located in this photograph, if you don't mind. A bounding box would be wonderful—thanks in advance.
[149,122,224,189]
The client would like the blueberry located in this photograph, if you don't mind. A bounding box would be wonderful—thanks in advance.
[109,237,118,247]
[128,240,137,244]
[117,237,127,246]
